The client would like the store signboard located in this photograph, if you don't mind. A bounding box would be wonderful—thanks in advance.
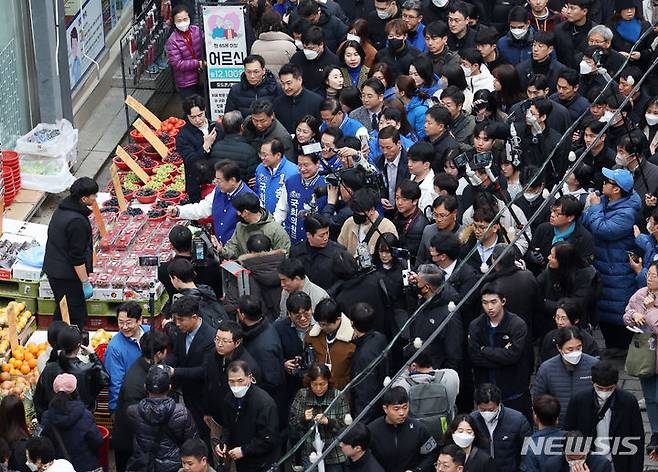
[65,0,106,90]
[202,4,248,120]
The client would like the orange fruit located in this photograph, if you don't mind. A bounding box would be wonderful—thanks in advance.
[20,364,30,375]
[23,352,34,361]
[9,358,19,368]
[9,368,19,376]
[12,351,23,361]
[28,344,38,354]
[2,364,10,372]
[27,359,36,369]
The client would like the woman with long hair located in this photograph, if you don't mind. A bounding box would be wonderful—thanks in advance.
[434,64,473,113]
[0,394,29,472]
[288,364,349,471]
[40,374,103,472]
[444,414,494,471]
[492,64,525,112]
[395,75,428,139]
[536,241,598,335]
[343,19,377,67]
[323,66,345,100]
[338,40,370,89]
[471,89,507,123]
[409,55,441,100]
[251,10,296,76]
[292,115,321,164]
[368,63,397,100]
[642,96,658,157]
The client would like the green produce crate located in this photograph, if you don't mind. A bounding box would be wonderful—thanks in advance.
[0,278,40,299]
[37,293,168,317]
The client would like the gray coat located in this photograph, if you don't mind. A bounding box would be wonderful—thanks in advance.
[531,353,599,425]
[349,106,376,133]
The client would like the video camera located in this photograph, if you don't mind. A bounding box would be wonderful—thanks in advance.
[190,225,217,266]
[292,345,316,377]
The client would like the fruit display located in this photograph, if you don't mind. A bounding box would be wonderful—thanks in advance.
[158,117,185,136]
[1,342,47,379]
[91,329,114,349]
[0,302,36,355]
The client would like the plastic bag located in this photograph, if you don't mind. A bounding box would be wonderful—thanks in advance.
[15,119,77,158]
[17,246,45,268]
[20,152,75,193]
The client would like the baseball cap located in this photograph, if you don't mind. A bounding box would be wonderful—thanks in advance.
[602,167,633,193]
[145,364,171,394]
[53,373,77,394]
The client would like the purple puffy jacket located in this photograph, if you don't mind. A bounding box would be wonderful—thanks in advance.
[165,25,204,88]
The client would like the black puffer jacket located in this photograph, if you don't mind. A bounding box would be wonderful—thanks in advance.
[289,240,350,290]
[34,353,109,420]
[41,399,103,472]
[126,397,198,472]
[210,133,260,182]
[394,210,430,265]
[224,70,280,118]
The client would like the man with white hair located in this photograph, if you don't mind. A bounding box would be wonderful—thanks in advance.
[585,25,625,75]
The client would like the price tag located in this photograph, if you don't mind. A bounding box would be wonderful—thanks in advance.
[7,304,17,353]
[91,200,107,238]
[59,296,71,325]
[111,165,128,211]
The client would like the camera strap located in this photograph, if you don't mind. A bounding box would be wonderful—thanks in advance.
[363,216,384,246]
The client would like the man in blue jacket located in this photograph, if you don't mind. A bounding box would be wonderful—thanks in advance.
[496,7,534,66]
[581,167,641,354]
[105,301,150,413]
[169,160,256,244]
[520,394,565,472]
[255,138,299,213]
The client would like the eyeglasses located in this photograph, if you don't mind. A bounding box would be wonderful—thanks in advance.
[214,337,234,345]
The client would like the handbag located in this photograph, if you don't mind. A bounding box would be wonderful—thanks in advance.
[625,331,657,378]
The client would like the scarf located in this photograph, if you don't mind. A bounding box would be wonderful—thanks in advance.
[616,18,642,44]
[552,221,576,245]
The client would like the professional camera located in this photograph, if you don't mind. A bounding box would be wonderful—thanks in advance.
[292,345,316,377]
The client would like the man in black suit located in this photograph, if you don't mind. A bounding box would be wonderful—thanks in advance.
[375,126,410,217]
[167,295,216,441]
[563,361,644,472]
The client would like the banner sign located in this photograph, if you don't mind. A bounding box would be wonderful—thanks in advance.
[202,4,249,120]
[66,0,106,90]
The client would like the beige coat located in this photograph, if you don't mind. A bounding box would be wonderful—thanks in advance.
[337,215,398,255]
[251,31,297,77]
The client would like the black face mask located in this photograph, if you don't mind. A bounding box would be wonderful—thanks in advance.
[388,39,404,51]
[353,213,368,224]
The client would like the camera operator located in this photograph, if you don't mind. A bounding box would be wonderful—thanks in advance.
[157,225,221,303]
[274,292,315,403]
[289,214,351,289]
[393,180,429,266]
[274,152,328,244]
[321,167,367,239]
[338,188,398,257]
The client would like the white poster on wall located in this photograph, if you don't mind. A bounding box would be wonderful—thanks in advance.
[66,0,105,90]
[202,4,249,120]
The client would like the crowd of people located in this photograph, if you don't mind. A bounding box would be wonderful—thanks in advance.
[24,0,658,470]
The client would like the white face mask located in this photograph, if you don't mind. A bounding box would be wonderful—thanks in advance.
[231,385,250,398]
[480,408,499,423]
[567,459,586,470]
[646,113,658,126]
[303,48,319,60]
[562,349,583,365]
[25,462,38,472]
[432,0,449,7]
[461,65,472,77]
[176,21,190,32]
[579,60,593,75]
[615,153,629,167]
[346,33,361,43]
[595,388,614,401]
[452,432,475,448]
[510,28,527,39]
[599,110,614,123]
[523,191,542,201]
[376,8,392,19]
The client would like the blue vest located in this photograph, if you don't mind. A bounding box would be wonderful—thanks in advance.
[255,158,299,213]
[211,182,256,244]
[369,132,416,160]
[284,173,328,244]
[340,116,367,137]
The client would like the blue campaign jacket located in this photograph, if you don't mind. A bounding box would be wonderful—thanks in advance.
[634,232,658,287]
[212,182,257,244]
[284,173,327,244]
[105,325,151,411]
[255,158,299,213]
[581,192,642,325]
[407,23,427,52]
[320,114,367,138]
[406,95,429,139]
